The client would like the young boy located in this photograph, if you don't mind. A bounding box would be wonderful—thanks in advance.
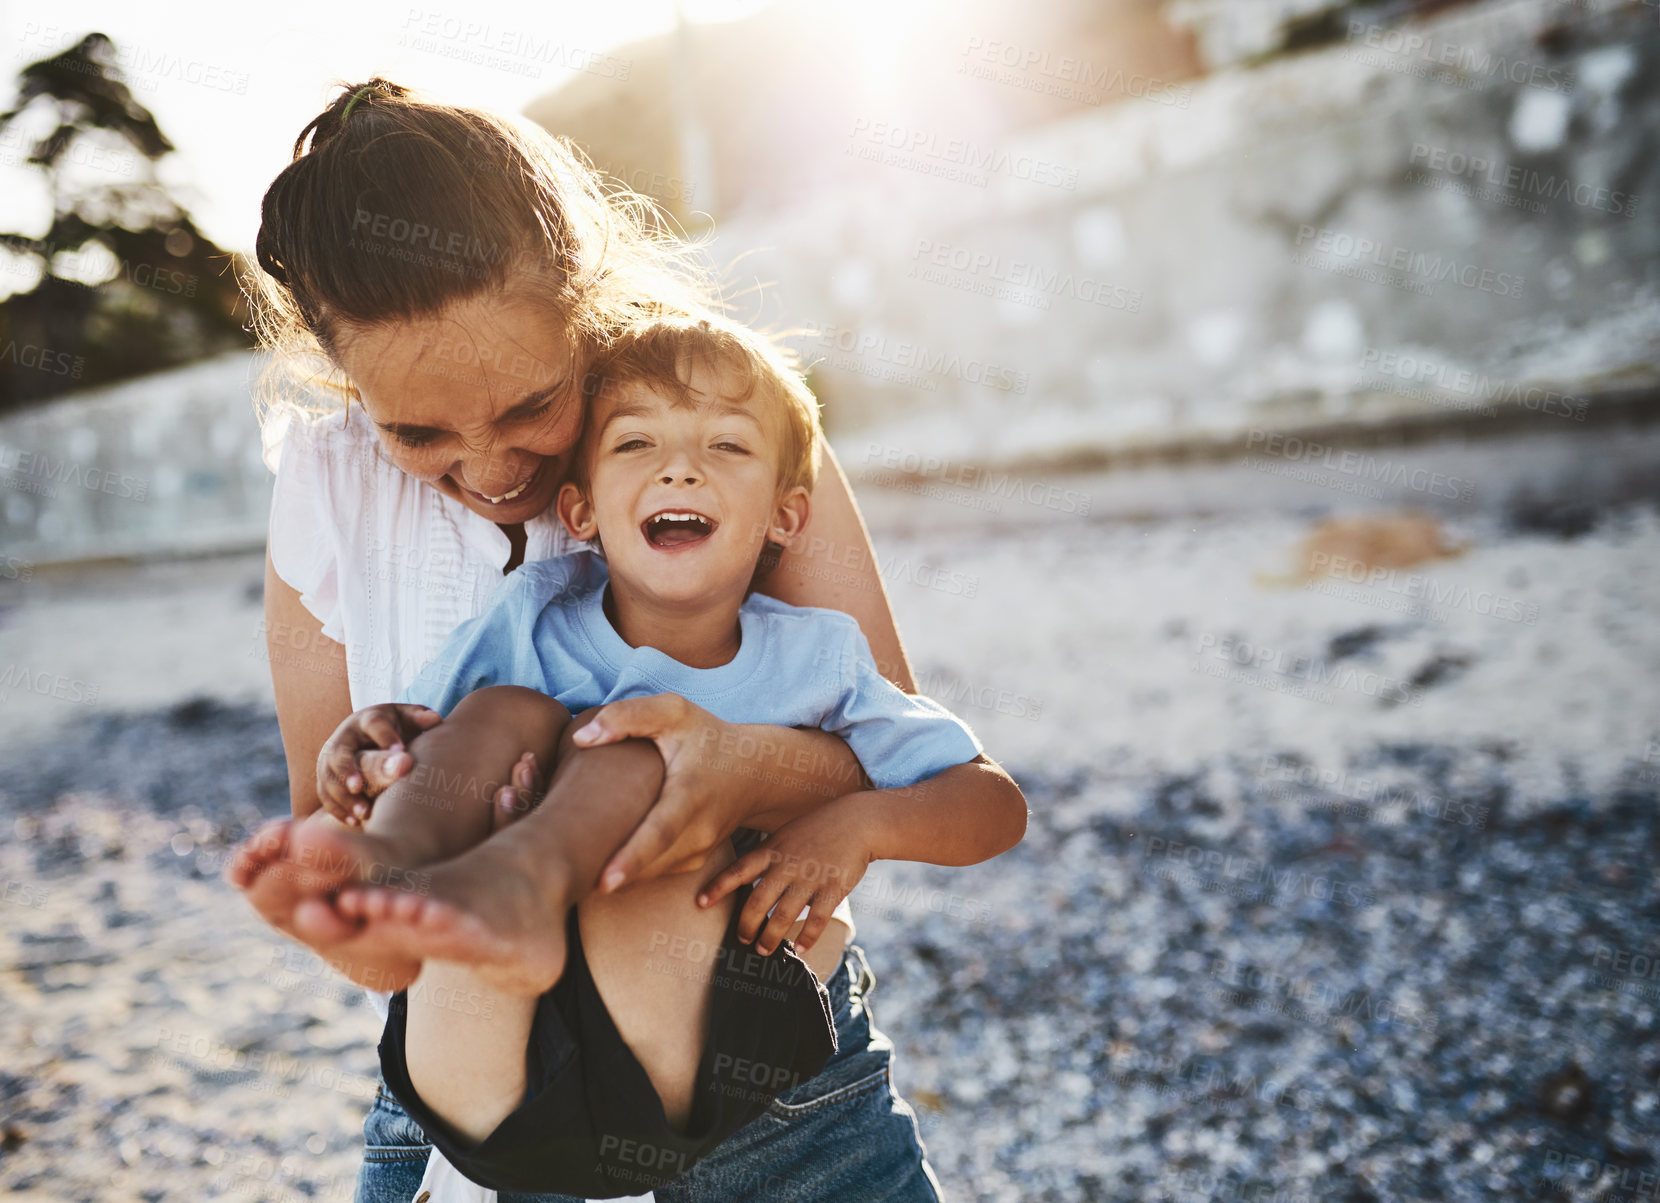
[283,316,1026,1197]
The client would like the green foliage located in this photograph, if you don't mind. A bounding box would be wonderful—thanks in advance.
[0,32,254,412]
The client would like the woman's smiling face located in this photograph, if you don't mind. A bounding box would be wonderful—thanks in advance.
[333,288,586,524]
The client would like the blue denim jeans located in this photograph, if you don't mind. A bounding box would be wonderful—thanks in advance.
[353,943,943,1203]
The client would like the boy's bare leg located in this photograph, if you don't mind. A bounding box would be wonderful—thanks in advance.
[576,848,734,1133]
[393,704,735,1138]
[229,687,571,988]
[404,960,541,1144]
[409,855,844,1142]
[579,850,852,1133]
[402,887,739,1146]
[328,702,674,995]
[338,699,849,1139]
[404,873,740,1142]
[401,797,540,1144]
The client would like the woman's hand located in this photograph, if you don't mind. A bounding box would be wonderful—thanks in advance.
[314,702,443,825]
[571,693,760,891]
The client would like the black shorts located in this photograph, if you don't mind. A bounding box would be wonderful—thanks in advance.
[376,846,837,1197]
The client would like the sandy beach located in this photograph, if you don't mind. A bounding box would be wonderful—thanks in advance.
[1,472,1658,1201]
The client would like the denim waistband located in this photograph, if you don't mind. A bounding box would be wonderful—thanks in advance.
[825,943,875,1027]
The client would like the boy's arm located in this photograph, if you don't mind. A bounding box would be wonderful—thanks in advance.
[840,754,1027,866]
[698,753,1027,956]
[696,620,1026,954]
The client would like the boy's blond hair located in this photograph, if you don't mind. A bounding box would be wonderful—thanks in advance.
[572,316,821,498]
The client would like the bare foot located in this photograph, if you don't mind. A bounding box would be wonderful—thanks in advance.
[286,898,423,991]
[332,837,572,996]
[226,816,437,987]
[229,816,430,930]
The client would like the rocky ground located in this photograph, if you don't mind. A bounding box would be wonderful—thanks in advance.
[0,493,1657,1202]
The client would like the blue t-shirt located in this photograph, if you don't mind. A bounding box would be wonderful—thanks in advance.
[399,551,981,789]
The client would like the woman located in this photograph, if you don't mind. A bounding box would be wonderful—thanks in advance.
[247,79,949,1202]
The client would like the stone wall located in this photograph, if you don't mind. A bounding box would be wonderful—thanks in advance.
[5,0,1656,565]
[0,351,270,566]
[702,0,1658,477]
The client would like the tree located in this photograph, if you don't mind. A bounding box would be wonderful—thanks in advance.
[0,32,253,411]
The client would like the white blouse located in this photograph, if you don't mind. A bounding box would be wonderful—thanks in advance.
[263,401,582,714]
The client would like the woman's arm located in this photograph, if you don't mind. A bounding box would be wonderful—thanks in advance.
[756,444,916,692]
[264,550,352,819]
[569,695,873,889]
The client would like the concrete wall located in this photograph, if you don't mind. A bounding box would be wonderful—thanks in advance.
[5,0,1655,565]
[0,351,270,566]
[704,0,1658,479]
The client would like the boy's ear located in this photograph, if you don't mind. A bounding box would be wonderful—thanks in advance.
[767,486,811,548]
[557,481,599,542]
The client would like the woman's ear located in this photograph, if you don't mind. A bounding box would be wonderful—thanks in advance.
[557,481,599,541]
[767,486,811,548]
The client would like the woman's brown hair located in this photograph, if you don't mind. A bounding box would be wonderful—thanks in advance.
[246,77,720,420]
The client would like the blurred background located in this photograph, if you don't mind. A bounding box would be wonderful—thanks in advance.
[0,2,1657,1201]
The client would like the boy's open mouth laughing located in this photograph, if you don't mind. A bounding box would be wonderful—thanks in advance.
[641,508,718,550]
